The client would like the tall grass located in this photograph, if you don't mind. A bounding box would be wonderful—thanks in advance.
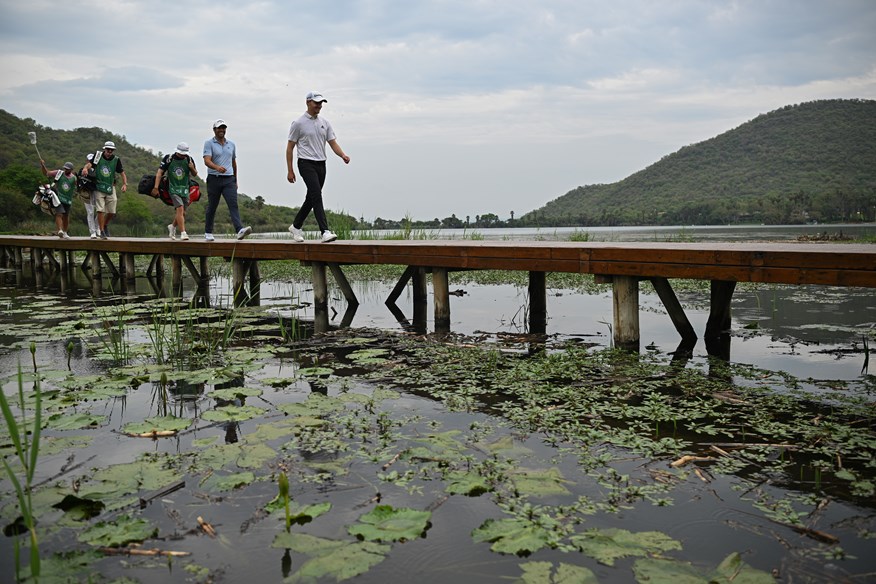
[0,363,42,582]
[145,299,239,369]
[91,299,132,365]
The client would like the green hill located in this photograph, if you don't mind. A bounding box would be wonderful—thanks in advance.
[0,110,358,236]
[522,99,876,226]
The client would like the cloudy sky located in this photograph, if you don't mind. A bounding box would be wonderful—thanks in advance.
[2,1,874,222]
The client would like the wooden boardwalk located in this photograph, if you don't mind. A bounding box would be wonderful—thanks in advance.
[2,235,874,349]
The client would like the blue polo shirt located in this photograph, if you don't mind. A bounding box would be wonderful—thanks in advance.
[203,137,236,176]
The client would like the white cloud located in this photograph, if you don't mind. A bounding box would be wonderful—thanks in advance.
[1,0,874,221]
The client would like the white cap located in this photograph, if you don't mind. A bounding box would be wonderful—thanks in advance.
[213,119,227,129]
[103,141,116,150]
[175,142,190,154]
[86,153,94,161]
[305,91,327,103]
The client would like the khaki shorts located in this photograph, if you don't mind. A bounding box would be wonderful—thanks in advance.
[93,187,117,214]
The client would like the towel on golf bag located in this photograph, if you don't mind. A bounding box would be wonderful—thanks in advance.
[138,174,201,206]
[32,184,60,215]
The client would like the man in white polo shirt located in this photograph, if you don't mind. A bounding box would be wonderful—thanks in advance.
[286,91,351,243]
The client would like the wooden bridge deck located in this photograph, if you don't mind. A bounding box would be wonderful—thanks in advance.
[2,235,875,349]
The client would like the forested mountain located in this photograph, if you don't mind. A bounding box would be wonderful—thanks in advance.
[521,99,876,226]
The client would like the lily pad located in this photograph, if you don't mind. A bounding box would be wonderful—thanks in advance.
[347,505,432,543]
[509,467,572,497]
[472,517,552,555]
[445,470,491,496]
[44,412,106,431]
[265,499,332,525]
[571,528,682,566]
[347,348,391,364]
[633,552,775,584]
[271,532,389,582]
[298,366,334,377]
[122,416,192,436]
[209,387,263,401]
[78,515,157,548]
[202,405,265,422]
[201,471,255,492]
[279,394,345,417]
[519,561,599,583]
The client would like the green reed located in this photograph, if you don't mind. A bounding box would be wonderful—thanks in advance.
[0,363,42,582]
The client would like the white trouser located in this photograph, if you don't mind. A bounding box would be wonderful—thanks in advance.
[84,192,98,234]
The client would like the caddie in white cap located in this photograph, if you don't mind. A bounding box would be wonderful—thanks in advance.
[82,138,128,238]
[155,141,199,241]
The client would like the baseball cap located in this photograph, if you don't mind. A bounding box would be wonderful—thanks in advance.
[63,162,74,170]
[104,141,116,150]
[86,153,94,161]
[306,91,327,103]
[176,142,190,154]
[213,119,227,129]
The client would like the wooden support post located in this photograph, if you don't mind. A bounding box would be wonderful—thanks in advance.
[649,277,697,342]
[45,250,60,271]
[528,271,547,334]
[200,257,209,285]
[312,262,328,311]
[249,260,261,306]
[14,247,23,268]
[328,263,358,307]
[99,252,120,277]
[232,259,248,305]
[172,256,183,295]
[432,267,450,332]
[90,250,100,275]
[413,267,427,305]
[123,253,136,282]
[182,256,202,281]
[387,266,415,305]
[612,276,640,351]
[705,280,736,338]
[59,249,68,272]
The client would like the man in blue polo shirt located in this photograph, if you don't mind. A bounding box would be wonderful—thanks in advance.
[202,119,251,241]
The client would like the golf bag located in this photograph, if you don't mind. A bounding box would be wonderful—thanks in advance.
[138,174,201,206]
[33,183,60,215]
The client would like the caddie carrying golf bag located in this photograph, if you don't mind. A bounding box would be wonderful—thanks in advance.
[138,174,201,206]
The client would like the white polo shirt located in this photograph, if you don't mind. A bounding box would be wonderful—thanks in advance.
[288,113,336,161]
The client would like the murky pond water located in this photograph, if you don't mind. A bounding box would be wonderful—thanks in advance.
[0,237,874,583]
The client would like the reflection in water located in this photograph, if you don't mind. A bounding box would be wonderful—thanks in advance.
[2,232,874,382]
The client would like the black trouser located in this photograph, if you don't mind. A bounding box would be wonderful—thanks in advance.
[292,159,328,233]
